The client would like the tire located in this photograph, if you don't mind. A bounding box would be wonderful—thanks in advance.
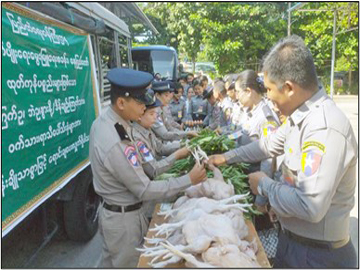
[63,167,101,241]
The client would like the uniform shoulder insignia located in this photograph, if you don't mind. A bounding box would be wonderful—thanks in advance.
[114,123,130,141]
[136,141,154,162]
[302,140,326,153]
[262,105,272,116]
[124,145,139,167]
[300,140,325,177]
[262,121,278,137]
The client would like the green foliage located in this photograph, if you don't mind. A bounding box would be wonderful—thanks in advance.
[135,2,358,84]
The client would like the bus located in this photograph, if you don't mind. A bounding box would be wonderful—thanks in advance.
[132,45,179,81]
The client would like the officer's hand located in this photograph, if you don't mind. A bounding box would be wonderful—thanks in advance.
[268,207,278,223]
[207,154,226,166]
[174,147,190,160]
[214,127,222,135]
[186,131,198,137]
[180,123,185,130]
[248,171,267,195]
[189,162,207,185]
[255,203,268,214]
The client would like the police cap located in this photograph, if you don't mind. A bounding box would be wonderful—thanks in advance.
[152,81,175,93]
[145,89,162,109]
[106,68,154,105]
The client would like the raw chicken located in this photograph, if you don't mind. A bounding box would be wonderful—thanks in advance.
[185,164,235,200]
[202,244,260,267]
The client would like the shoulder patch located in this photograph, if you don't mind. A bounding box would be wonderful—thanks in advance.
[302,141,326,153]
[136,141,154,162]
[301,150,322,177]
[262,121,278,137]
[114,123,130,141]
[124,145,140,167]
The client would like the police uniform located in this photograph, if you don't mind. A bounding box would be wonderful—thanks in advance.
[169,98,186,124]
[202,88,222,130]
[151,81,188,141]
[163,105,182,130]
[223,89,357,268]
[189,94,211,121]
[226,98,280,206]
[89,69,192,268]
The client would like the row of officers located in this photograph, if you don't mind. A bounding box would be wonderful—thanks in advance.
[89,35,357,268]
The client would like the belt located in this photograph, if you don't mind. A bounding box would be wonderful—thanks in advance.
[283,229,350,249]
[103,201,142,213]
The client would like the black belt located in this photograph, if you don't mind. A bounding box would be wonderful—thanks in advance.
[103,201,142,213]
[283,229,349,249]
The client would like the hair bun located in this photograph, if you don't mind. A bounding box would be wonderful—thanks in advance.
[256,76,266,93]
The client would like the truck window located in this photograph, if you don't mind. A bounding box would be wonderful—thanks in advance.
[118,34,129,68]
[98,31,116,102]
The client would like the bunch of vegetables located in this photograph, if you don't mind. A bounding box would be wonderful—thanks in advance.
[159,129,262,218]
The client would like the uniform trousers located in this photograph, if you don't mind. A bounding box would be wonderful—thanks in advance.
[98,206,149,268]
[274,229,357,268]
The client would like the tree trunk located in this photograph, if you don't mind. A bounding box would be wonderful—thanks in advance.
[192,56,196,74]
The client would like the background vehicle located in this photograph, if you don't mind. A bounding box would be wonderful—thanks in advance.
[132,45,179,81]
[2,2,155,258]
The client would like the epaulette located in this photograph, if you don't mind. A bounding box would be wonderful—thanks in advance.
[262,105,274,120]
[114,123,130,141]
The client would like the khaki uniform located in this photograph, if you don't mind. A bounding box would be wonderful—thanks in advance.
[132,122,180,178]
[189,95,211,120]
[224,89,357,241]
[162,105,182,131]
[205,101,222,130]
[169,99,186,124]
[152,107,188,142]
[89,107,192,267]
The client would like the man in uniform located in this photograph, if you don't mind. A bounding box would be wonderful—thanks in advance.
[89,68,207,268]
[208,35,357,268]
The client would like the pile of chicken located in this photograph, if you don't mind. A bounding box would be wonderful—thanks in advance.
[138,164,260,268]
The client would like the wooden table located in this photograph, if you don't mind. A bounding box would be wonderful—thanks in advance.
[138,204,271,268]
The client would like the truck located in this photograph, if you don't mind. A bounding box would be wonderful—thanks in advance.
[132,45,179,81]
[2,2,149,250]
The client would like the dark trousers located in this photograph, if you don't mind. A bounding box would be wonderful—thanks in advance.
[274,230,357,268]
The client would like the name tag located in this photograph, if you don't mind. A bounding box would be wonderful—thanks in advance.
[198,106,203,113]
[178,111,182,118]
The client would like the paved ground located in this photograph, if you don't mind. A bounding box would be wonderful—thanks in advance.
[2,95,358,268]
[332,95,358,262]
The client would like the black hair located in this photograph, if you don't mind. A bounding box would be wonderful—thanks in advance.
[262,35,318,91]
[236,70,266,94]
[110,85,126,105]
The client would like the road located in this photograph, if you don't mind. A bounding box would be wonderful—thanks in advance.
[2,95,358,268]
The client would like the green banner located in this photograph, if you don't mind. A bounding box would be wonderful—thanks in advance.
[2,4,99,231]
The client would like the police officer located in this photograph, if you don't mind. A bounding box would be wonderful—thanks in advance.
[169,83,187,125]
[89,68,207,268]
[208,35,357,268]
[202,86,224,131]
[152,81,197,141]
[132,90,186,179]
[189,80,212,122]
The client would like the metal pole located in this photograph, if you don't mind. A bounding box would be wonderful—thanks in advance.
[288,2,291,36]
[330,9,337,99]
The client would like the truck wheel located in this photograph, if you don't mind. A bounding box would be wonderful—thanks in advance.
[63,168,100,241]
